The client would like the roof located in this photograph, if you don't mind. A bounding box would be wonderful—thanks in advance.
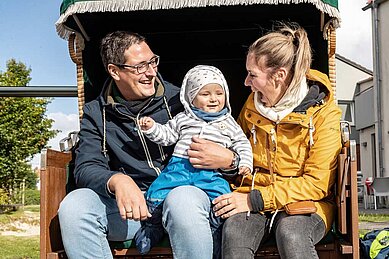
[363,0,389,10]
[335,53,373,76]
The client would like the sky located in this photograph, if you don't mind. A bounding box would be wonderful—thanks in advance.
[0,0,373,168]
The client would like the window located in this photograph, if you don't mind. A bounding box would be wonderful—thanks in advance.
[338,101,355,126]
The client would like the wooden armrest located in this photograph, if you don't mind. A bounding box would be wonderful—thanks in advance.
[335,139,359,259]
[337,147,349,234]
[347,140,359,258]
[40,148,72,259]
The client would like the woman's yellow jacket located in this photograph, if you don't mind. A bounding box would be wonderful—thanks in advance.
[236,69,342,232]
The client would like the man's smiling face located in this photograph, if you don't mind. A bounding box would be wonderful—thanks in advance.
[110,42,158,101]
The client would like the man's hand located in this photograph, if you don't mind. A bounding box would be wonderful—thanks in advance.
[108,174,151,221]
[188,136,233,169]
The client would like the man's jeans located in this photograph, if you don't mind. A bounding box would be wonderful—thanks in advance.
[222,211,326,259]
[58,186,214,259]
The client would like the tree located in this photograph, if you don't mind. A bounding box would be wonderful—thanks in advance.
[0,59,58,199]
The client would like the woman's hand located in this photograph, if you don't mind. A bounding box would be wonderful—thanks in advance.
[188,136,233,169]
[212,192,251,219]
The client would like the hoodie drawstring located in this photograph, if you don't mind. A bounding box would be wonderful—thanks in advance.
[269,209,279,233]
[102,107,108,157]
[309,116,315,147]
[251,124,257,145]
[245,169,258,220]
[163,96,173,120]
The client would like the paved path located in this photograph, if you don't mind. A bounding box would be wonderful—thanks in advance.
[359,221,389,231]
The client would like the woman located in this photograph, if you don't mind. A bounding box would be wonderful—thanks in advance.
[212,23,342,258]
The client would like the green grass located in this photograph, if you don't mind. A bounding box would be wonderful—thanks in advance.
[0,235,39,259]
[24,205,40,213]
[0,205,40,258]
[359,213,389,223]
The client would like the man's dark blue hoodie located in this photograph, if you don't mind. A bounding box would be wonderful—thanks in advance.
[74,74,183,198]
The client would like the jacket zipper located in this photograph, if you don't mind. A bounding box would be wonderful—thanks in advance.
[135,98,167,170]
[113,99,162,175]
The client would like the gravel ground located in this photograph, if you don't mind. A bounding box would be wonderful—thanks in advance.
[1,222,40,236]
[0,210,40,237]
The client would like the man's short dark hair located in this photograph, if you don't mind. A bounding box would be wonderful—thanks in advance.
[100,31,146,72]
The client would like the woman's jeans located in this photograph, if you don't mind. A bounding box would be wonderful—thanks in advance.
[222,211,326,259]
[58,186,214,259]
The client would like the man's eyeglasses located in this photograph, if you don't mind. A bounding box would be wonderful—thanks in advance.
[114,55,160,74]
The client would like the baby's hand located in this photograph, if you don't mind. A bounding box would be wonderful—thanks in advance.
[239,166,251,176]
[139,117,155,131]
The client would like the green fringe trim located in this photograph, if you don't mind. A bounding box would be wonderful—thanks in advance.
[56,0,341,40]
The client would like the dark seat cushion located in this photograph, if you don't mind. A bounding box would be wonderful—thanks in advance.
[109,230,335,250]
[109,234,171,249]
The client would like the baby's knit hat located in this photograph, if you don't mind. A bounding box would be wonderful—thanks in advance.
[184,65,226,103]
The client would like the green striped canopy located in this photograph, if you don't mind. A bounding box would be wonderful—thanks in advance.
[56,0,340,39]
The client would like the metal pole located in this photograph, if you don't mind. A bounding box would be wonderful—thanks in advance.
[22,179,25,209]
[0,86,77,97]
[363,0,386,177]
[372,2,384,177]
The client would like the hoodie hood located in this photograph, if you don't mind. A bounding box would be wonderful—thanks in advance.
[99,73,167,117]
[180,65,231,119]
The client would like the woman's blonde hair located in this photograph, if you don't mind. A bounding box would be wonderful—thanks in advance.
[248,23,311,89]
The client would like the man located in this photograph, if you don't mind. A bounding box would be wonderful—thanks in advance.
[58,31,234,259]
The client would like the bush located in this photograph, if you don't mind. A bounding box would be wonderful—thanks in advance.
[24,189,40,205]
[0,189,8,205]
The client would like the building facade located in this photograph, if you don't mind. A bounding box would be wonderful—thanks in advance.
[336,54,373,150]
[360,0,389,179]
